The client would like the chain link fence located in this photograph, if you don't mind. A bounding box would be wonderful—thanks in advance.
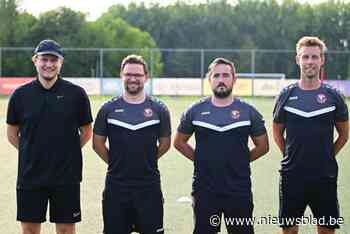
[0,47,350,79]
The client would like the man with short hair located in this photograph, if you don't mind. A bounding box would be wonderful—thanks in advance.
[93,54,171,234]
[273,36,349,234]
[6,39,93,234]
[174,57,269,234]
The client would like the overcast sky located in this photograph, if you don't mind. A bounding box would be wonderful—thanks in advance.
[19,0,328,21]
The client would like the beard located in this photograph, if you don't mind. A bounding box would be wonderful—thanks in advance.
[125,81,144,95]
[213,84,233,98]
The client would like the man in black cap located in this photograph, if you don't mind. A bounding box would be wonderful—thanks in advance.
[6,39,93,234]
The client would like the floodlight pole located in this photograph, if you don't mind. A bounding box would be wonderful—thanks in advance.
[149,49,154,95]
[200,49,205,79]
[150,49,153,78]
[0,48,2,77]
[99,49,103,78]
[251,50,256,97]
[200,49,205,96]
[251,49,256,74]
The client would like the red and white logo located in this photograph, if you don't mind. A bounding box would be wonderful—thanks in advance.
[231,110,240,119]
[316,93,327,104]
[144,108,153,117]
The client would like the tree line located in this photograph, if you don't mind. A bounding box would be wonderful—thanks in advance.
[0,0,349,79]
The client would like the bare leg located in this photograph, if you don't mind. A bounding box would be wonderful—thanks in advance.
[21,222,41,234]
[56,223,76,234]
[317,226,335,234]
[282,225,298,234]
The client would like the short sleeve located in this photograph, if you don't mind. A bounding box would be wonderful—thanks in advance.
[334,91,348,122]
[158,103,172,137]
[93,104,109,136]
[177,107,195,135]
[250,106,266,137]
[6,89,21,125]
[273,92,286,123]
[77,88,93,126]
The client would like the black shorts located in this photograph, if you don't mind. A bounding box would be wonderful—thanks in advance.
[279,176,340,229]
[192,191,254,234]
[17,184,81,223]
[102,185,164,234]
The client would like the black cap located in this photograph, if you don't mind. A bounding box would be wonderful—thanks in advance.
[34,39,64,59]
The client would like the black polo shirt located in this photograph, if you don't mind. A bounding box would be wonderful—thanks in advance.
[6,78,93,189]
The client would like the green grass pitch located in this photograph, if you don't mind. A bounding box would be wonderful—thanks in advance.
[0,96,349,234]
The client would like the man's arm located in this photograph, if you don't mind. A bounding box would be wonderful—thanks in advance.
[157,136,171,159]
[173,131,194,161]
[7,124,19,150]
[79,123,92,148]
[334,120,349,156]
[272,122,286,155]
[250,133,269,162]
[92,134,109,164]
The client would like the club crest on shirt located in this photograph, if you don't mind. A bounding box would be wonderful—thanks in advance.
[144,108,153,117]
[231,110,240,119]
[316,93,327,104]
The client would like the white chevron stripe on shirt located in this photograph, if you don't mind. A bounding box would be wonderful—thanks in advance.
[107,119,160,131]
[192,120,251,132]
[284,106,336,118]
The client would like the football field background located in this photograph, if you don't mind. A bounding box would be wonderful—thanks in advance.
[0,96,349,234]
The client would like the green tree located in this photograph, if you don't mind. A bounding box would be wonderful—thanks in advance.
[26,7,98,77]
[2,0,350,79]
[95,13,162,77]
[106,0,350,79]
[314,1,350,79]
[3,12,38,77]
[0,0,38,76]
[0,0,18,46]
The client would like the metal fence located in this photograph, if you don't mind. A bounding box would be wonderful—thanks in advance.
[1,47,350,79]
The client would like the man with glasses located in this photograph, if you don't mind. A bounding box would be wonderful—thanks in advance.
[93,54,171,234]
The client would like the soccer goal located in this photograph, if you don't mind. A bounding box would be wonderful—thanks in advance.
[237,73,286,80]
[234,73,289,97]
